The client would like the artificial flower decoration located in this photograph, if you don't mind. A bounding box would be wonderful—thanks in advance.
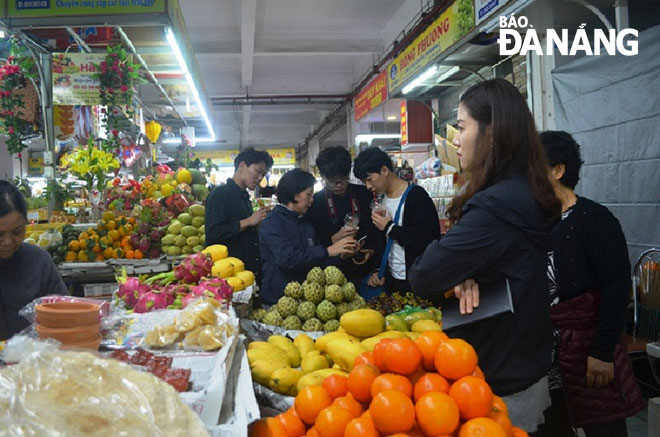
[61,138,120,193]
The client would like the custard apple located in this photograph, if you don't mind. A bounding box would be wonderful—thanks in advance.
[335,302,351,317]
[297,301,316,321]
[324,266,345,285]
[276,296,298,318]
[262,310,283,326]
[341,282,357,301]
[349,296,367,311]
[284,281,303,299]
[302,317,324,332]
[316,300,338,322]
[303,282,324,304]
[324,319,340,332]
[306,267,326,286]
[250,308,268,322]
[282,315,303,331]
[325,284,344,303]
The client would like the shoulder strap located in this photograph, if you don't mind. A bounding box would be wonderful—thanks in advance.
[377,184,414,279]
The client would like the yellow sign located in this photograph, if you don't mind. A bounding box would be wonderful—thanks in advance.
[268,148,296,166]
[387,0,474,93]
[193,150,238,167]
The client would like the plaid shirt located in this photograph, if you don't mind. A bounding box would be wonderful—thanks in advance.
[205,178,261,276]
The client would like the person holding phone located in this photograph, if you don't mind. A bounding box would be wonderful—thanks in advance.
[353,147,440,294]
[307,146,382,287]
[408,79,561,433]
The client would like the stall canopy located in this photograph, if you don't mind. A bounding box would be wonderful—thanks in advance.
[552,24,660,264]
[0,0,214,142]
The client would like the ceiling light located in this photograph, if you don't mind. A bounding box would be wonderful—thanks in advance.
[165,28,215,141]
[402,65,438,94]
[435,66,460,83]
[387,116,397,120]
[355,134,401,145]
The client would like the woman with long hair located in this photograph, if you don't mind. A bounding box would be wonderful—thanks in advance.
[409,79,561,433]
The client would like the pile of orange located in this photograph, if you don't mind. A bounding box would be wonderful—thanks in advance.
[249,332,529,437]
[64,212,137,262]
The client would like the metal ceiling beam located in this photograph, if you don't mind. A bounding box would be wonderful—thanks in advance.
[240,0,257,89]
[65,27,91,52]
[197,51,380,58]
[116,26,187,125]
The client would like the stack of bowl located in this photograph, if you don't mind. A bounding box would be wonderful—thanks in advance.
[35,302,101,350]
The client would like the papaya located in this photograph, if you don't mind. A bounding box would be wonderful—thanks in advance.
[189,204,205,217]
[268,335,301,367]
[203,245,228,262]
[340,309,385,337]
[181,226,198,237]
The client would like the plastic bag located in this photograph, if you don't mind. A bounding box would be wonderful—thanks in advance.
[0,337,210,436]
[18,295,123,330]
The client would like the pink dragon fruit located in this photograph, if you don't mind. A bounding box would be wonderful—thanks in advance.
[115,267,150,308]
[134,289,170,313]
[191,278,233,303]
[130,233,141,248]
[174,253,213,284]
[149,248,162,259]
[138,237,152,254]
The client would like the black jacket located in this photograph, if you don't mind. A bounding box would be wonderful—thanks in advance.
[205,178,261,276]
[384,185,441,276]
[409,174,556,396]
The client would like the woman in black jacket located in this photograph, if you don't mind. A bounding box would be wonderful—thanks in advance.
[408,79,561,433]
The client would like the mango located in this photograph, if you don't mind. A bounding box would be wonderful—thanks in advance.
[189,204,205,217]
[268,335,301,367]
[235,270,255,286]
[300,351,330,374]
[168,246,182,256]
[386,314,409,331]
[315,331,359,354]
[404,331,421,341]
[161,234,176,246]
[247,347,289,367]
[404,311,433,326]
[325,338,368,371]
[297,368,348,392]
[174,235,187,247]
[212,258,234,278]
[186,236,200,247]
[226,276,245,292]
[191,216,205,228]
[293,333,316,358]
[269,368,304,396]
[182,246,193,255]
[192,245,204,253]
[250,359,288,386]
[411,319,443,332]
[177,212,193,225]
[225,257,244,272]
[181,226,198,237]
[168,221,182,235]
[340,309,385,337]
[360,331,408,352]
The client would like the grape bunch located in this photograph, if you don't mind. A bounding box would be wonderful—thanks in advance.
[367,291,434,316]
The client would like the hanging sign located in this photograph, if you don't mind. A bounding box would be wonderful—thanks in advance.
[475,0,509,26]
[52,52,128,106]
[192,150,239,167]
[354,70,388,121]
[8,0,166,18]
[267,148,296,166]
[387,0,475,93]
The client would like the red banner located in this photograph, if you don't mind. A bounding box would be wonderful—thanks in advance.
[354,70,388,121]
[400,100,408,146]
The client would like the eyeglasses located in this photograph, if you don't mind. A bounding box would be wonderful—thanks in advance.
[324,176,349,187]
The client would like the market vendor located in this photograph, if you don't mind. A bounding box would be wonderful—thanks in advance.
[259,169,357,305]
[0,181,67,341]
[205,148,274,282]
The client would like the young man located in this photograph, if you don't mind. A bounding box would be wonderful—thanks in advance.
[307,146,381,285]
[205,148,274,281]
[353,147,440,294]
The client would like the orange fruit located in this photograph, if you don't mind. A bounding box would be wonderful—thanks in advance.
[354,351,375,367]
[415,331,448,371]
[106,220,117,231]
[248,417,288,437]
[415,392,460,436]
[449,376,493,420]
[492,395,508,415]
[306,427,320,437]
[472,366,485,380]
[435,338,478,380]
[407,368,425,387]
[369,390,415,435]
[511,426,529,437]
[103,247,115,259]
[133,249,144,259]
[126,250,135,259]
[384,338,421,375]
[77,251,88,262]
[277,408,306,437]
[108,229,120,242]
[315,406,354,437]
[458,417,507,437]
[343,415,379,437]
[332,395,364,418]
[92,244,101,254]
[371,373,413,398]
[488,410,513,436]
[323,374,348,399]
[78,239,87,250]
[347,363,380,403]
[65,251,77,262]
[295,385,332,425]
[413,372,450,402]
[78,231,89,240]
[372,338,392,372]
[68,240,80,251]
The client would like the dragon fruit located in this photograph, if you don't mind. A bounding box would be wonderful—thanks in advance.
[138,223,151,235]
[115,267,150,308]
[174,253,213,284]
[130,233,141,248]
[190,278,233,304]
[134,288,170,313]
[138,237,152,253]
[151,228,165,241]
[149,248,162,259]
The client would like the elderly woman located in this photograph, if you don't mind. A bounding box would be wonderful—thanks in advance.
[258,169,356,305]
[0,181,67,340]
